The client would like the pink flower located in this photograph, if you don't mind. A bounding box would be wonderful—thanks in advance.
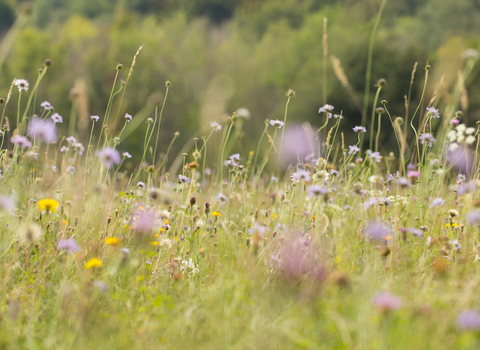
[372,292,402,311]
[27,118,57,144]
[11,135,31,149]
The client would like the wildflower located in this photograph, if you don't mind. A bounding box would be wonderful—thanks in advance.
[105,237,120,245]
[11,135,31,149]
[451,119,460,125]
[93,281,108,293]
[353,126,366,133]
[364,197,378,209]
[0,195,16,212]
[90,115,100,122]
[27,118,57,144]
[212,211,222,217]
[210,121,222,131]
[430,198,445,208]
[291,169,311,183]
[372,292,402,311]
[419,133,436,147]
[137,181,146,190]
[457,310,480,331]
[235,108,251,119]
[451,239,462,251]
[60,146,69,152]
[216,193,228,204]
[65,166,76,175]
[18,223,43,245]
[51,113,63,124]
[178,174,190,184]
[180,258,199,274]
[407,170,420,179]
[466,135,476,145]
[74,143,85,155]
[364,221,392,242]
[160,239,172,249]
[269,120,284,128]
[425,107,440,119]
[13,79,29,92]
[66,136,77,146]
[366,150,382,163]
[249,222,266,239]
[124,113,132,122]
[85,258,103,269]
[132,210,156,234]
[40,101,53,110]
[318,104,334,114]
[96,148,121,168]
[58,239,80,253]
[467,210,480,226]
[307,185,328,198]
[229,153,240,161]
[396,177,411,188]
[448,209,459,217]
[38,198,59,213]
[408,228,423,239]
[348,145,360,155]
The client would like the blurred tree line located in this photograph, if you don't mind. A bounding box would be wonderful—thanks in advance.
[1,0,480,161]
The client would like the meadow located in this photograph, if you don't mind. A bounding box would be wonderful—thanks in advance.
[2,3,480,350]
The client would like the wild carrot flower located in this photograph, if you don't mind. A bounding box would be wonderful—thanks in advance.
[13,79,29,92]
[372,292,402,311]
[27,118,57,143]
[353,126,366,133]
[96,148,121,168]
[85,258,103,269]
[58,239,80,253]
[11,135,31,149]
[51,113,63,123]
[40,101,53,110]
[38,198,59,212]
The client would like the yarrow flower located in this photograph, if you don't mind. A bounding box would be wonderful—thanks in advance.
[269,120,284,128]
[13,79,29,92]
[353,126,366,133]
[40,101,53,110]
[11,135,31,149]
[51,113,63,123]
[425,107,440,119]
[210,121,222,131]
[96,148,121,168]
[27,118,57,144]
[419,133,436,147]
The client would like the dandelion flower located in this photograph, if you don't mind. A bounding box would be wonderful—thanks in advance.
[85,258,103,269]
[38,198,59,213]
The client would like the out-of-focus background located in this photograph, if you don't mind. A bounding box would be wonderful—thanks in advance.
[1,0,480,158]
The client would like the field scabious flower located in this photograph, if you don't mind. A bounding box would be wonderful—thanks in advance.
[348,145,360,155]
[58,239,80,253]
[210,121,222,131]
[353,126,366,133]
[430,198,445,208]
[269,120,284,128]
[124,113,132,122]
[457,310,480,331]
[365,221,392,242]
[467,210,480,226]
[372,292,402,311]
[366,150,381,163]
[419,133,436,147]
[11,135,31,149]
[51,113,63,123]
[291,169,311,183]
[27,118,57,143]
[178,174,190,184]
[40,101,53,110]
[85,258,103,269]
[0,195,16,212]
[318,104,334,114]
[425,107,440,118]
[96,148,121,168]
[90,115,100,122]
[307,185,329,198]
[14,79,29,92]
[38,198,59,212]
[132,210,156,234]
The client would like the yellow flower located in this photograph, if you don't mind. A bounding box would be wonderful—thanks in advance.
[85,258,102,269]
[105,237,120,245]
[150,241,159,246]
[38,199,59,212]
[212,211,221,217]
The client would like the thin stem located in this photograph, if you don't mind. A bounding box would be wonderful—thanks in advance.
[153,85,170,165]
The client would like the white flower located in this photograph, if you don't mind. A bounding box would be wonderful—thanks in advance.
[475,254,480,262]
[235,108,250,119]
[426,236,432,246]
[466,127,476,135]
[449,143,459,151]
[180,258,199,274]
[466,135,476,145]
[13,79,29,92]
[447,130,457,142]
[456,124,467,133]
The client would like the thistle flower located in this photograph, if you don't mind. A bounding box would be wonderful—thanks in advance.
[353,126,366,133]
[40,101,53,110]
[90,115,100,122]
[96,148,121,168]
[11,135,31,149]
[27,118,57,144]
[269,120,284,128]
[372,292,402,311]
[13,79,29,92]
[58,239,80,253]
[51,113,63,124]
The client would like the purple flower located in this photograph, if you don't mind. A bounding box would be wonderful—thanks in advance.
[229,154,240,161]
[430,198,445,208]
[124,113,132,122]
[278,124,317,167]
[66,136,77,146]
[408,228,423,239]
[365,221,392,242]
[353,126,366,133]
[216,193,228,204]
[0,195,16,212]
[210,121,222,131]
[291,169,311,183]
[90,115,100,122]
[132,210,156,234]
[248,223,266,238]
[40,101,52,110]
[407,170,420,179]
[372,292,402,311]
[269,120,284,128]
[451,119,460,125]
[396,177,411,188]
[426,107,440,119]
[57,239,80,253]
[419,133,436,147]
[364,197,378,209]
[51,113,63,124]
[96,148,121,168]
[178,174,190,184]
[348,145,360,155]
[27,118,57,144]
[11,135,31,149]
[93,280,108,293]
[318,104,334,113]
[457,310,480,331]
[307,185,329,198]
[13,79,29,92]
[65,166,76,175]
[467,210,480,226]
[366,150,382,163]
[137,181,146,190]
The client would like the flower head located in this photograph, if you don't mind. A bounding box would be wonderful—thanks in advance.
[318,104,334,114]
[353,126,366,133]
[11,135,31,149]
[269,119,284,128]
[426,107,440,119]
[430,198,445,208]
[178,174,190,184]
[348,145,360,155]
[419,133,436,147]
[210,121,222,131]
[365,221,392,242]
[372,292,402,311]
[14,79,29,92]
[0,195,16,212]
[457,310,480,331]
[307,185,329,198]
[105,237,120,245]
[27,118,57,144]
[51,113,63,124]
[58,239,80,253]
[38,198,59,212]
[124,113,132,122]
[96,148,121,168]
[40,101,53,110]
[85,258,103,269]
[18,223,43,245]
[90,115,100,122]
